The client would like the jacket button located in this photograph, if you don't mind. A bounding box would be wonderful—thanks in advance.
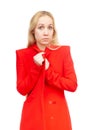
[50,116,54,119]
[49,100,56,104]
[48,100,52,104]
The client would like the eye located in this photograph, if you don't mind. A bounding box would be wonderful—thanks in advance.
[48,26,53,30]
[38,26,44,30]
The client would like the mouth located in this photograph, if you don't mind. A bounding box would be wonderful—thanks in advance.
[42,38,49,41]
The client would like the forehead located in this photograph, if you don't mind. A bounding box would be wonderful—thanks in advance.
[37,15,53,25]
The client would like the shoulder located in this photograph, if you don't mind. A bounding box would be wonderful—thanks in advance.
[58,45,72,56]
[16,46,34,56]
[60,45,71,51]
[47,44,70,51]
[52,45,72,57]
[16,48,29,54]
[58,45,73,59]
[47,45,71,57]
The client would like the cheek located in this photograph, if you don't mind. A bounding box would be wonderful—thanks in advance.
[34,31,42,40]
[50,33,53,39]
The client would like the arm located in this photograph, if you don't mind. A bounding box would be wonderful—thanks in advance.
[16,50,42,96]
[45,46,78,92]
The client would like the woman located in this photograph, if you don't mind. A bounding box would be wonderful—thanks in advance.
[16,11,78,130]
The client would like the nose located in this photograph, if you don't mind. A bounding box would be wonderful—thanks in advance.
[43,28,48,35]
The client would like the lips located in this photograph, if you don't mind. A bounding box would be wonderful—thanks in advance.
[42,38,49,41]
[43,38,49,39]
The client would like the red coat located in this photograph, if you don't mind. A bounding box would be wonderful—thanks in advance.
[16,44,77,130]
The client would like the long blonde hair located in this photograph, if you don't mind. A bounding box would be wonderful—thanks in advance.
[27,11,59,47]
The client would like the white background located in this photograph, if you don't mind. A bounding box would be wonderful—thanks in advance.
[0,0,85,130]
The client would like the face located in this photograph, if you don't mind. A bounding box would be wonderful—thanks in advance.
[34,15,54,50]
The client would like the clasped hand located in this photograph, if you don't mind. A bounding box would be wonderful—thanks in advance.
[33,52,49,70]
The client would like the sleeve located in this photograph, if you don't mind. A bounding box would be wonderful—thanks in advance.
[45,46,78,92]
[16,50,42,96]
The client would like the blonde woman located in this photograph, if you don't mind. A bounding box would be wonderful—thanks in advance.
[16,11,78,130]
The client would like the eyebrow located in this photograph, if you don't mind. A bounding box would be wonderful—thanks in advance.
[37,23,53,26]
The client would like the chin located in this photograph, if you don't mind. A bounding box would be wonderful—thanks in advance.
[41,42,50,45]
[42,44,49,46]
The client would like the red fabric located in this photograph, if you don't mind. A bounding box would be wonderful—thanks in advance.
[16,44,77,130]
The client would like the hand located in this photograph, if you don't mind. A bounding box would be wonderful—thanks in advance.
[45,58,50,70]
[33,52,45,66]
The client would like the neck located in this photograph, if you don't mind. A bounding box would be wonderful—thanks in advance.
[36,43,48,51]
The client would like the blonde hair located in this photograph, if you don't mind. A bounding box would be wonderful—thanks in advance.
[27,11,59,47]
